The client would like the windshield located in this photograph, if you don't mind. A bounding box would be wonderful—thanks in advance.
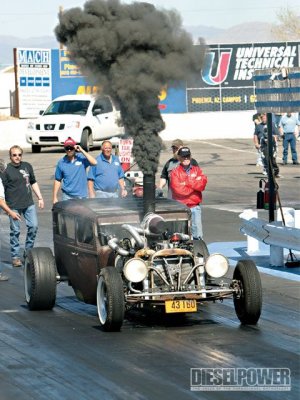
[43,100,90,116]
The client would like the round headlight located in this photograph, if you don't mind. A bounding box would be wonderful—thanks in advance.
[205,254,229,278]
[123,258,148,282]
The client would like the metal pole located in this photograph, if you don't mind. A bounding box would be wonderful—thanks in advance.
[267,112,275,222]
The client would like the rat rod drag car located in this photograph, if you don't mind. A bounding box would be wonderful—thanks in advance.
[24,196,262,332]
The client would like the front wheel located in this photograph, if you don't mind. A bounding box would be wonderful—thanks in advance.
[32,145,41,153]
[80,128,92,152]
[233,260,262,325]
[24,247,57,310]
[97,267,125,332]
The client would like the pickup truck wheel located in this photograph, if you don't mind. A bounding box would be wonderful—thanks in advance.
[32,145,41,153]
[80,128,92,152]
[97,267,125,332]
[24,248,57,310]
[233,260,262,325]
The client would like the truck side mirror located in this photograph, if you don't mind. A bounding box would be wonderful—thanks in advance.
[93,107,103,116]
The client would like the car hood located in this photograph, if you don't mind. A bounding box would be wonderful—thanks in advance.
[34,114,86,123]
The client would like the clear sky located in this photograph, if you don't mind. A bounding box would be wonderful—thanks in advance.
[0,0,299,38]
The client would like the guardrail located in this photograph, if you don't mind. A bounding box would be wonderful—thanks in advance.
[239,208,300,267]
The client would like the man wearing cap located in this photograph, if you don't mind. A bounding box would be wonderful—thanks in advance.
[170,147,207,240]
[158,139,198,198]
[53,137,97,203]
[88,140,127,198]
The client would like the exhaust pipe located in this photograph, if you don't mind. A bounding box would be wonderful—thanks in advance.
[143,173,156,215]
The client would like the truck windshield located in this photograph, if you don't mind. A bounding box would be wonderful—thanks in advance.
[43,100,90,116]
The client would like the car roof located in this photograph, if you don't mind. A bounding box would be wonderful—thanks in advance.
[52,94,105,102]
[53,198,190,224]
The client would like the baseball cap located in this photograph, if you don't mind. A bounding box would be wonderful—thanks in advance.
[177,147,191,157]
[171,139,184,148]
[64,137,76,147]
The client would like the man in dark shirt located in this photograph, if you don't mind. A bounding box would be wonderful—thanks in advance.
[253,113,280,177]
[158,139,198,198]
[1,146,44,267]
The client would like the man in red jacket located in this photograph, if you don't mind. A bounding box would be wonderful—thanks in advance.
[170,147,207,239]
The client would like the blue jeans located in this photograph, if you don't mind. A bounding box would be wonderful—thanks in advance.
[191,204,203,239]
[95,190,118,198]
[9,204,38,259]
[62,192,87,201]
[283,133,298,162]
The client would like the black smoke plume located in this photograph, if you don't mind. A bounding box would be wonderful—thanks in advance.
[55,0,206,174]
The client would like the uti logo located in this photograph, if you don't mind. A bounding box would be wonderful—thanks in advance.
[202,49,232,85]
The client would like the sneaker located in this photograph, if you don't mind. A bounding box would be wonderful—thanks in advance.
[0,273,9,281]
[282,161,287,165]
[293,161,299,165]
[12,258,22,267]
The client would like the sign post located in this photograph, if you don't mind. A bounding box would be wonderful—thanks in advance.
[266,112,275,222]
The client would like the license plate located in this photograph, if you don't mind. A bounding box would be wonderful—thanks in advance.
[165,299,197,313]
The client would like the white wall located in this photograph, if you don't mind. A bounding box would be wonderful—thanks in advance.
[0,69,15,116]
[161,111,254,141]
[0,111,255,150]
[0,119,29,149]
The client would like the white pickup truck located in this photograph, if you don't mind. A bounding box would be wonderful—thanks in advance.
[26,94,124,153]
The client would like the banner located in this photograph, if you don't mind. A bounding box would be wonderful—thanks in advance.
[15,48,52,118]
[188,42,300,112]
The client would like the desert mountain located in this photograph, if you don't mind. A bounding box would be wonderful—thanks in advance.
[0,22,277,67]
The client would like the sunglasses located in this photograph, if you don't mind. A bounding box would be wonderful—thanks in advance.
[11,153,22,157]
[171,146,178,150]
[65,146,75,151]
[180,155,191,159]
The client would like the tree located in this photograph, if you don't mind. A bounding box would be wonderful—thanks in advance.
[271,7,300,41]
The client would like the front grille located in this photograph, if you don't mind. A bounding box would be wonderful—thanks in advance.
[152,255,198,290]
[44,124,55,130]
[39,136,59,142]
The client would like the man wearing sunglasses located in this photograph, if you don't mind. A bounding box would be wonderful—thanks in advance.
[53,137,97,203]
[0,159,22,277]
[0,146,44,267]
[169,147,207,240]
[158,139,198,198]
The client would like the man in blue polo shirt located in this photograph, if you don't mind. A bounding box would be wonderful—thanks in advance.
[88,140,127,198]
[52,137,97,203]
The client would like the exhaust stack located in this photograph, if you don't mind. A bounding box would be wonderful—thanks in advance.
[143,174,156,215]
